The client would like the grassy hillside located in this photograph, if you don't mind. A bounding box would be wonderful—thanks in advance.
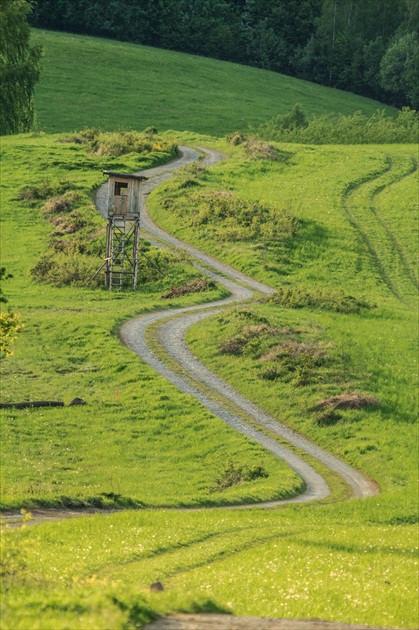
[1,131,418,629]
[31,29,396,136]
[150,139,418,500]
[0,133,300,511]
[1,34,417,629]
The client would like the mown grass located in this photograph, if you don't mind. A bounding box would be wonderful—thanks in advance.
[1,127,418,627]
[2,508,417,629]
[30,29,396,136]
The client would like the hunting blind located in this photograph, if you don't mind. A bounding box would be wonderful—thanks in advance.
[103,170,147,291]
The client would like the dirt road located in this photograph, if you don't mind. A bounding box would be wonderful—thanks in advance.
[117,146,378,503]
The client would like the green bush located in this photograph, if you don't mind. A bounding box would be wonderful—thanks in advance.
[259,341,330,385]
[219,324,278,355]
[30,252,103,287]
[210,458,268,492]
[254,106,419,144]
[138,247,192,284]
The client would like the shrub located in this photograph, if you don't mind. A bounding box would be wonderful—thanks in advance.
[30,252,102,287]
[258,338,331,385]
[254,105,419,144]
[0,311,24,358]
[228,131,246,145]
[210,459,268,492]
[138,247,192,284]
[216,308,271,329]
[219,324,278,355]
[267,285,373,313]
[143,125,158,137]
[175,164,207,190]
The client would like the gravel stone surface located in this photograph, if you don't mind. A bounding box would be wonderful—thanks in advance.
[145,615,396,630]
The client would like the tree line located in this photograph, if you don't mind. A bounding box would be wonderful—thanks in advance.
[30,0,418,108]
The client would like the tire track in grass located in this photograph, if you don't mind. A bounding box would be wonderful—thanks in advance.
[342,155,418,304]
[368,156,418,292]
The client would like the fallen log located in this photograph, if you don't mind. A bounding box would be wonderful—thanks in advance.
[0,401,65,409]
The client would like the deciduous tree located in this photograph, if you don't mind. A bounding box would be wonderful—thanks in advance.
[0,0,42,135]
[0,268,24,358]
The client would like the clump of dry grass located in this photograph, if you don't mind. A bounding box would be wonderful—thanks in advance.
[313,392,379,427]
[162,277,216,299]
[244,140,281,161]
[219,324,279,355]
[41,191,81,216]
[18,179,73,203]
[267,285,373,313]
[260,340,330,363]
[314,392,380,410]
[50,212,87,236]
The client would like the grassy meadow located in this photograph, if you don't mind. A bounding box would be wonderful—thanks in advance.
[1,30,418,630]
[0,132,301,511]
[30,29,396,136]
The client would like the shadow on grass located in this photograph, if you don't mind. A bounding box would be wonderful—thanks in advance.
[265,219,329,277]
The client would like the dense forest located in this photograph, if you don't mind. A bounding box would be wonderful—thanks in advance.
[30,0,418,108]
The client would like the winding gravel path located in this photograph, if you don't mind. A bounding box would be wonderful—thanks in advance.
[99,146,378,505]
[2,146,378,530]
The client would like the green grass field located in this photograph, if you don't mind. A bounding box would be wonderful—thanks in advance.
[31,29,395,136]
[0,133,301,511]
[1,30,418,630]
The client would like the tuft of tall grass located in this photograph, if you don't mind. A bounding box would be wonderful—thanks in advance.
[267,285,374,314]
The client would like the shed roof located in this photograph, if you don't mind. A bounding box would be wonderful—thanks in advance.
[103,170,148,181]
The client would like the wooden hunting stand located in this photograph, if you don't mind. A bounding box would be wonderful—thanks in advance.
[103,170,147,291]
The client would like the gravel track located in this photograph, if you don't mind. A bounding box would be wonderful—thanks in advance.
[145,614,397,630]
[113,146,378,504]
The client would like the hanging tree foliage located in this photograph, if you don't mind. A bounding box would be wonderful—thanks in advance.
[0,0,42,135]
[0,268,24,358]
